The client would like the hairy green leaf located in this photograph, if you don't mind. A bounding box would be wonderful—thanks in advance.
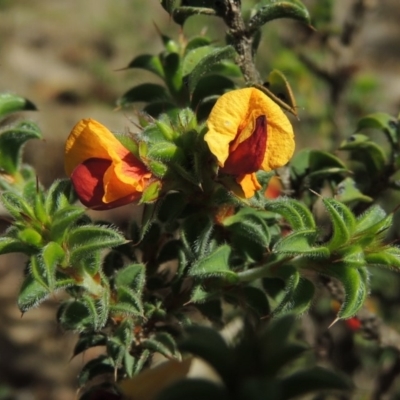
[184,45,237,95]
[123,54,165,78]
[265,198,315,230]
[249,0,311,31]
[0,93,36,118]
[118,83,171,107]
[0,121,42,174]
[323,198,356,250]
[189,244,237,282]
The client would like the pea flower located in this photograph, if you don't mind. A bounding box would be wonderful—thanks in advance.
[65,118,153,210]
[204,88,295,198]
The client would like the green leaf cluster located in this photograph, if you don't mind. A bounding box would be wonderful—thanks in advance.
[155,316,351,400]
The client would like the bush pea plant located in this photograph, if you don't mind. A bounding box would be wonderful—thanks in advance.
[2,0,400,399]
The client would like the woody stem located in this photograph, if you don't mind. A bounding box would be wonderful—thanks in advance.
[221,0,261,85]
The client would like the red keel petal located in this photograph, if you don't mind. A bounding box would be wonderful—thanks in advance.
[222,115,267,175]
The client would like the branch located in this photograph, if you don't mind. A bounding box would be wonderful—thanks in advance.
[221,0,261,85]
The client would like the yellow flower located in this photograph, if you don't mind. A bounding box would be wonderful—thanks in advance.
[65,119,153,210]
[205,88,294,198]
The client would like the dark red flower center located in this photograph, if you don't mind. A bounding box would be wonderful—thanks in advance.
[222,115,267,175]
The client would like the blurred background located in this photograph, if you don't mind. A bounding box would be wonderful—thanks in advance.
[1,0,400,399]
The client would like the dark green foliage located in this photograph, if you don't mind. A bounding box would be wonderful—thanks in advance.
[2,1,400,398]
[156,316,351,400]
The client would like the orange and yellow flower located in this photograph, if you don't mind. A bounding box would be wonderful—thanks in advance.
[204,88,294,198]
[65,118,153,210]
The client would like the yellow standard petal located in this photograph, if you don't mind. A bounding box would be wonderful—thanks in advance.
[204,88,295,171]
[64,118,129,176]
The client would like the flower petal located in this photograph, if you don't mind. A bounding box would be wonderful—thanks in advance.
[65,118,131,176]
[65,118,154,207]
[103,151,152,203]
[236,173,261,199]
[70,158,141,210]
[222,115,267,175]
[205,88,295,171]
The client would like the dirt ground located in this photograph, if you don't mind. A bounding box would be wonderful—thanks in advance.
[1,1,400,399]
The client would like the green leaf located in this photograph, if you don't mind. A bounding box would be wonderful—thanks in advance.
[45,179,76,216]
[181,213,214,257]
[356,112,398,145]
[162,52,182,94]
[146,141,184,163]
[18,274,50,312]
[265,198,316,230]
[249,0,311,30]
[209,60,242,78]
[274,229,329,258]
[0,93,37,118]
[223,208,271,262]
[339,134,387,175]
[143,101,178,119]
[365,246,400,269]
[189,244,238,283]
[107,320,134,370]
[195,95,219,121]
[179,326,231,381]
[117,83,171,107]
[280,367,352,399]
[139,203,157,240]
[73,333,107,358]
[191,75,235,109]
[123,54,165,78]
[182,45,216,77]
[18,271,74,312]
[324,266,368,319]
[184,45,237,95]
[66,225,125,264]
[310,149,347,170]
[41,241,65,289]
[143,332,180,359]
[226,286,270,317]
[173,6,217,25]
[0,121,42,174]
[133,349,150,375]
[1,189,35,220]
[73,293,109,331]
[322,198,356,250]
[155,120,178,141]
[18,228,42,247]
[335,177,373,205]
[77,355,114,387]
[50,206,86,242]
[115,263,146,294]
[0,237,37,255]
[140,180,162,203]
[355,205,388,234]
[184,36,213,54]
[114,286,144,317]
[274,277,315,315]
[190,285,212,303]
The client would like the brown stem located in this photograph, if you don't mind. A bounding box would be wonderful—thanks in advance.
[221,0,261,85]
